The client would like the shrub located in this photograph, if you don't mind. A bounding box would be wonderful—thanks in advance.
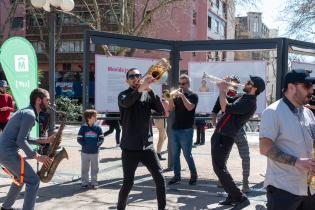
[55,96,83,122]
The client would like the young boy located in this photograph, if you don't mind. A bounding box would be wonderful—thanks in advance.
[77,109,104,189]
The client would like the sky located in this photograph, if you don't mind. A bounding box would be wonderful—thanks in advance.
[235,0,288,37]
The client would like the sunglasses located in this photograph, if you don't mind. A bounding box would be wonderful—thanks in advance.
[128,73,142,80]
[178,82,187,86]
[246,80,254,86]
[294,82,313,89]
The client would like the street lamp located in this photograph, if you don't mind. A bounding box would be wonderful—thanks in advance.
[30,0,74,133]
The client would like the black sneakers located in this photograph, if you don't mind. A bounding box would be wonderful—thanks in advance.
[168,176,181,185]
[157,153,166,161]
[231,197,250,210]
[218,196,236,205]
[189,174,198,185]
[1,207,20,210]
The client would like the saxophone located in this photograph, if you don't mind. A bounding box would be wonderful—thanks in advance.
[37,108,69,183]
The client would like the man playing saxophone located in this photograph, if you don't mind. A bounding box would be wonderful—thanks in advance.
[0,88,55,210]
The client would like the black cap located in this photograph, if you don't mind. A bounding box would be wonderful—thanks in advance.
[284,69,315,89]
[250,76,265,95]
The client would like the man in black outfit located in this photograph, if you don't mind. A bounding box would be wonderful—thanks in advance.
[103,112,121,147]
[117,68,166,210]
[212,75,265,210]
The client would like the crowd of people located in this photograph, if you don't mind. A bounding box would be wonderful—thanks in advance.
[1,68,315,210]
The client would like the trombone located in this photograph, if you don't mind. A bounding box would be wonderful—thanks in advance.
[137,58,171,85]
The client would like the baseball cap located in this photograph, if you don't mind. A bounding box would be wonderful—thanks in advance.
[0,80,8,87]
[283,69,315,89]
[249,76,265,95]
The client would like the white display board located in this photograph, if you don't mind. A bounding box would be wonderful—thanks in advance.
[188,61,267,114]
[95,55,161,112]
[291,62,315,76]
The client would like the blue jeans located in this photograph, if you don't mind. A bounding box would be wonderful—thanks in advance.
[171,128,197,177]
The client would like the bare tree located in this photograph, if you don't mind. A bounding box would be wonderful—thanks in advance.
[281,0,315,40]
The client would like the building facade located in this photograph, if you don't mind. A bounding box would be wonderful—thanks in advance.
[134,0,235,71]
[0,0,235,99]
[0,0,26,79]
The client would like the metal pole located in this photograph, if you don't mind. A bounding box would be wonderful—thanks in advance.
[48,12,56,133]
[83,31,90,111]
[167,49,180,169]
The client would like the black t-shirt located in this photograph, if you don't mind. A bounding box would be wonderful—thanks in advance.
[172,90,198,129]
[310,97,315,115]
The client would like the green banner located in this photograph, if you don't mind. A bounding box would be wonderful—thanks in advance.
[0,36,38,138]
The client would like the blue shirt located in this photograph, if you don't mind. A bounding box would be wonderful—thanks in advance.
[77,123,104,154]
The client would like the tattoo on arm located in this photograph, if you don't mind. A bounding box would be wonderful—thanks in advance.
[266,145,297,166]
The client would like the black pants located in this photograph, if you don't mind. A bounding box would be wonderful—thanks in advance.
[267,185,315,210]
[117,150,166,210]
[0,122,7,132]
[211,131,244,200]
[104,120,121,144]
[195,125,205,144]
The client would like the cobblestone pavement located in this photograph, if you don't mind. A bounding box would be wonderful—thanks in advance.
[0,125,267,210]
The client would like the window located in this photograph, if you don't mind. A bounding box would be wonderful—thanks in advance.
[30,16,44,26]
[32,41,44,53]
[193,10,197,25]
[11,17,24,30]
[216,0,220,8]
[11,0,23,3]
[212,19,219,33]
[106,10,120,24]
[208,16,211,28]
[63,63,71,71]
[253,22,259,33]
[59,40,84,53]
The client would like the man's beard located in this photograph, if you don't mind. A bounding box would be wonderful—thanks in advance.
[243,86,250,94]
[40,101,47,112]
[0,89,5,94]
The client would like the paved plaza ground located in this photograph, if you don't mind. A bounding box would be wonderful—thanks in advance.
[0,124,267,210]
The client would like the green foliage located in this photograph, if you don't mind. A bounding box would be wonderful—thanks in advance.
[55,96,83,122]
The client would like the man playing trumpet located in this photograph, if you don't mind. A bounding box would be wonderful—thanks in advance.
[117,68,166,210]
[168,74,199,186]
[212,75,265,209]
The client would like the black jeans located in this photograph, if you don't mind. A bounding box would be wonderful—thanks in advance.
[267,185,315,210]
[117,150,166,210]
[104,120,121,144]
[196,125,205,144]
[211,131,244,200]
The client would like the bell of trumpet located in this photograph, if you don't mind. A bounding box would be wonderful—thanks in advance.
[163,88,182,100]
[146,58,171,84]
[201,72,244,91]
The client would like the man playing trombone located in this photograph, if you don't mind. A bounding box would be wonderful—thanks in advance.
[117,68,166,210]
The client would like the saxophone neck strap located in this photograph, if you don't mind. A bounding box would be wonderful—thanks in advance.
[1,154,25,187]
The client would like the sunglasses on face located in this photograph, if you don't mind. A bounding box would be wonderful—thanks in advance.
[294,82,313,89]
[178,82,187,86]
[128,74,142,80]
[246,80,254,86]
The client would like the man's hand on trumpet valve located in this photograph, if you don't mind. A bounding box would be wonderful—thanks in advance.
[217,80,229,93]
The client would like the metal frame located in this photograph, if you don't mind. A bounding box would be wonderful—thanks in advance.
[83,30,315,109]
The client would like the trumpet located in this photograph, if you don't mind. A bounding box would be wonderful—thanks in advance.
[202,72,244,91]
[163,88,182,100]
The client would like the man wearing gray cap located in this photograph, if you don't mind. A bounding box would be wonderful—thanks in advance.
[0,80,14,131]
[260,69,315,209]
